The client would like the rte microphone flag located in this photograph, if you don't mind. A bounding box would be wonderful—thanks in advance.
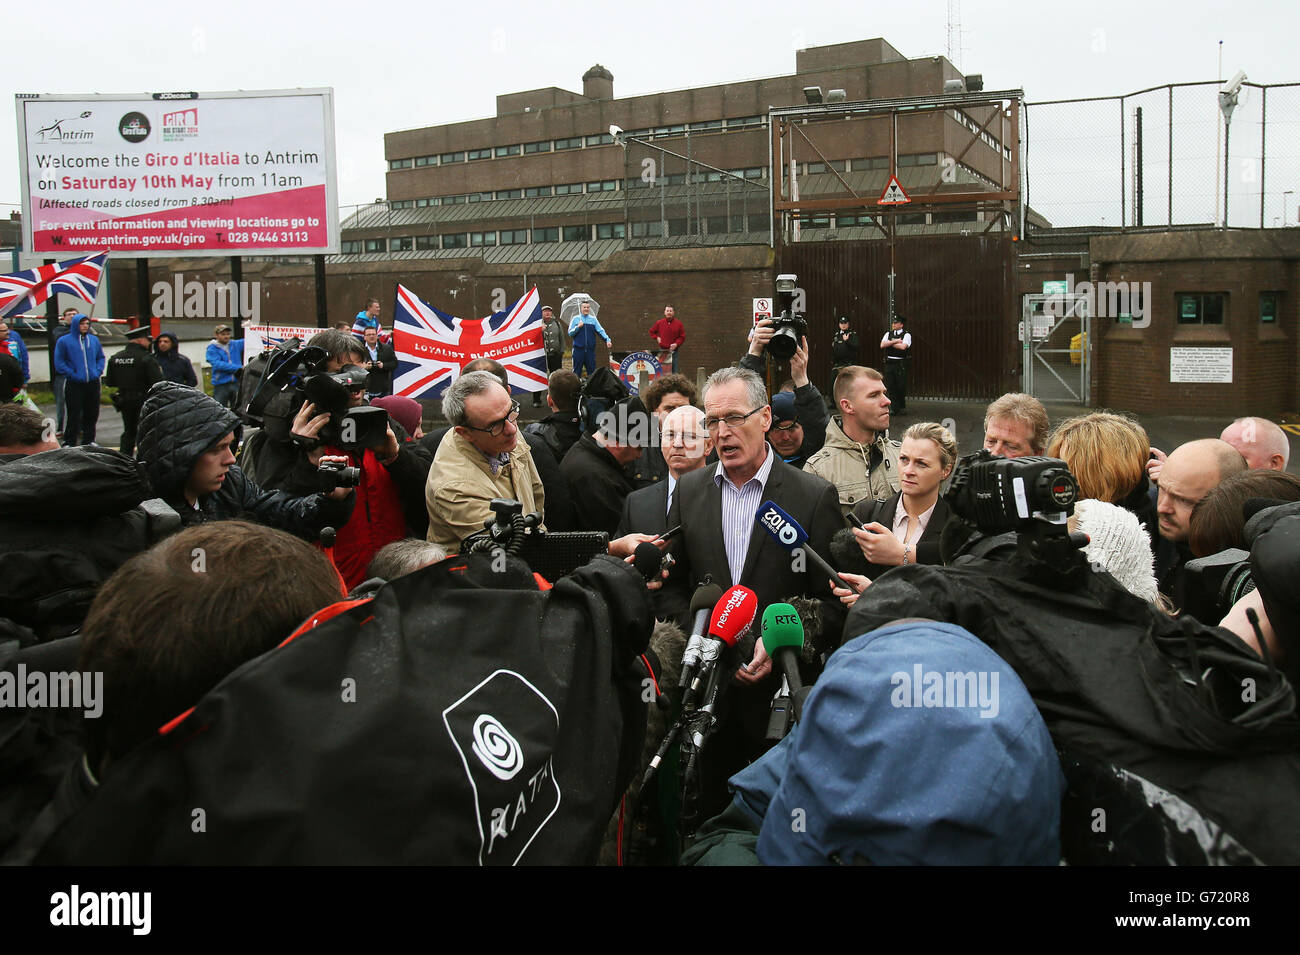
[0,251,108,318]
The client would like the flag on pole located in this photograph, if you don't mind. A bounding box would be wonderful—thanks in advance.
[0,251,108,318]
[390,284,548,399]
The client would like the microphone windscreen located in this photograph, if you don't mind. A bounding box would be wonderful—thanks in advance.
[707,585,758,646]
[761,603,805,655]
[829,527,872,576]
[632,541,664,581]
[689,582,725,615]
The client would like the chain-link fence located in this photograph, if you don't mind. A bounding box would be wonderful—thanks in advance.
[1025,82,1300,229]
[617,129,770,248]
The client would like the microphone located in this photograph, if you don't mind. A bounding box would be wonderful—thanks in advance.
[762,603,808,724]
[632,541,665,581]
[755,500,855,591]
[682,585,757,711]
[679,582,724,689]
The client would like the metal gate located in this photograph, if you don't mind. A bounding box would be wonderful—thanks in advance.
[1021,292,1090,404]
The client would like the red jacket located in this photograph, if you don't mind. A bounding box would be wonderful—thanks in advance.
[648,317,685,350]
[321,445,408,589]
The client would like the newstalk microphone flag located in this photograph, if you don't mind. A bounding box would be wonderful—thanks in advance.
[0,251,108,318]
[391,284,548,399]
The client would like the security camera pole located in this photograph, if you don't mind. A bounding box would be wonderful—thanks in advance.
[1218,70,1247,229]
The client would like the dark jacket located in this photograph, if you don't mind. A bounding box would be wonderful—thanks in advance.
[104,341,163,398]
[135,382,352,541]
[559,434,635,536]
[362,340,398,396]
[627,443,668,489]
[660,454,846,817]
[1121,475,1160,551]
[837,492,952,580]
[542,319,565,360]
[525,409,583,462]
[615,479,671,539]
[830,330,859,367]
[738,353,829,463]
[152,333,198,387]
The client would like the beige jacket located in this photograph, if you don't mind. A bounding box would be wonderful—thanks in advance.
[802,415,901,515]
[425,429,546,551]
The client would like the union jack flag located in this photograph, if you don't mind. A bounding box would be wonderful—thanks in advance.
[391,284,547,399]
[0,251,108,318]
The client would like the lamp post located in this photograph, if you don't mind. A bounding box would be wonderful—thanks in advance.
[1218,71,1246,229]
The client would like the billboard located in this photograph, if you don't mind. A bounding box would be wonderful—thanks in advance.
[16,89,339,257]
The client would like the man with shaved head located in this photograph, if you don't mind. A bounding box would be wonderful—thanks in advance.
[1155,438,1247,605]
[1221,417,1291,472]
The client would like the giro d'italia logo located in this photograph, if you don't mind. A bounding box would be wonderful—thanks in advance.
[119,112,151,143]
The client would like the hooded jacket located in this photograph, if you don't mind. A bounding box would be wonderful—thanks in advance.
[683,621,1063,865]
[152,332,198,387]
[135,382,352,541]
[802,415,900,515]
[1,330,29,382]
[52,325,105,383]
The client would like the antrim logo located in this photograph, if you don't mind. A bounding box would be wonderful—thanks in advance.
[35,111,94,144]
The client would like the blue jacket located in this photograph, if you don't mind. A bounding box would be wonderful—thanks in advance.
[567,312,610,350]
[53,328,106,383]
[205,339,241,386]
[3,331,29,382]
[351,310,380,339]
[694,621,1063,866]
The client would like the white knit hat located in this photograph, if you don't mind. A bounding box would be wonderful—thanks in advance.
[1074,499,1161,604]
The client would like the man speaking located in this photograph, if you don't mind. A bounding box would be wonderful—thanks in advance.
[661,367,843,815]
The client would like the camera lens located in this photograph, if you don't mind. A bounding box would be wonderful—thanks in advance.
[766,326,799,361]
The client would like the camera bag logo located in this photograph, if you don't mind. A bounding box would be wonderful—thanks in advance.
[442,669,561,865]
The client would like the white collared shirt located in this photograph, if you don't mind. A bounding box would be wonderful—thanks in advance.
[712,445,776,585]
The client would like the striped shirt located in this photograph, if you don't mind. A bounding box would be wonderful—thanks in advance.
[713,445,776,586]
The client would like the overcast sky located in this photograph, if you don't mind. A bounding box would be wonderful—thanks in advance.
[4,0,1294,223]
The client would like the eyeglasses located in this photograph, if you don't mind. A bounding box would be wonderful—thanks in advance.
[663,431,706,445]
[772,420,800,431]
[704,406,764,432]
[463,399,520,437]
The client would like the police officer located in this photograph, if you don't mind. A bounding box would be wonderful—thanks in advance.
[880,314,911,415]
[105,324,163,456]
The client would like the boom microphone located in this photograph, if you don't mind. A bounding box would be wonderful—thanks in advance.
[762,603,808,724]
[679,582,724,689]
[755,500,854,591]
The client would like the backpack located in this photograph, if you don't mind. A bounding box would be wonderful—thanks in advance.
[579,367,629,436]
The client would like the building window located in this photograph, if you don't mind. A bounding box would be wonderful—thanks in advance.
[1177,292,1226,325]
[895,213,927,225]
[467,191,494,203]
[562,225,588,242]
[806,160,845,175]
[416,197,436,207]
[469,231,497,247]
[390,236,413,251]
[389,199,414,210]
[631,220,664,237]
[533,227,559,243]
[499,229,528,245]
[585,133,614,146]
[666,218,688,236]
[595,222,625,239]
[662,174,686,186]
[706,215,729,234]
[587,180,617,192]
[524,185,553,198]
[495,144,521,158]
[340,240,361,254]
[415,235,438,250]
[363,238,385,253]
[726,115,763,128]
[749,212,771,232]
[439,152,465,164]
[803,216,831,230]
[554,136,582,151]
[495,188,522,200]
[442,233,468,249]
[523,140,551,154]
[388,158,413,170]
[442,194,466,205]
[932,210,979,224]
[554,182,584,195]
[467,148,492,161]
[415,155,437,167]
[690,120,724,131]
[1260,291,1281,323]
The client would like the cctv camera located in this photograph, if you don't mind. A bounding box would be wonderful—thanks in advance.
[609,124,624,143]
[1222,70,1247,97]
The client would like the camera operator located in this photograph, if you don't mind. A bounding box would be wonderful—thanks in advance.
[740,322,829,465]
[135,382,354,540]
[1153,439,1246,605]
